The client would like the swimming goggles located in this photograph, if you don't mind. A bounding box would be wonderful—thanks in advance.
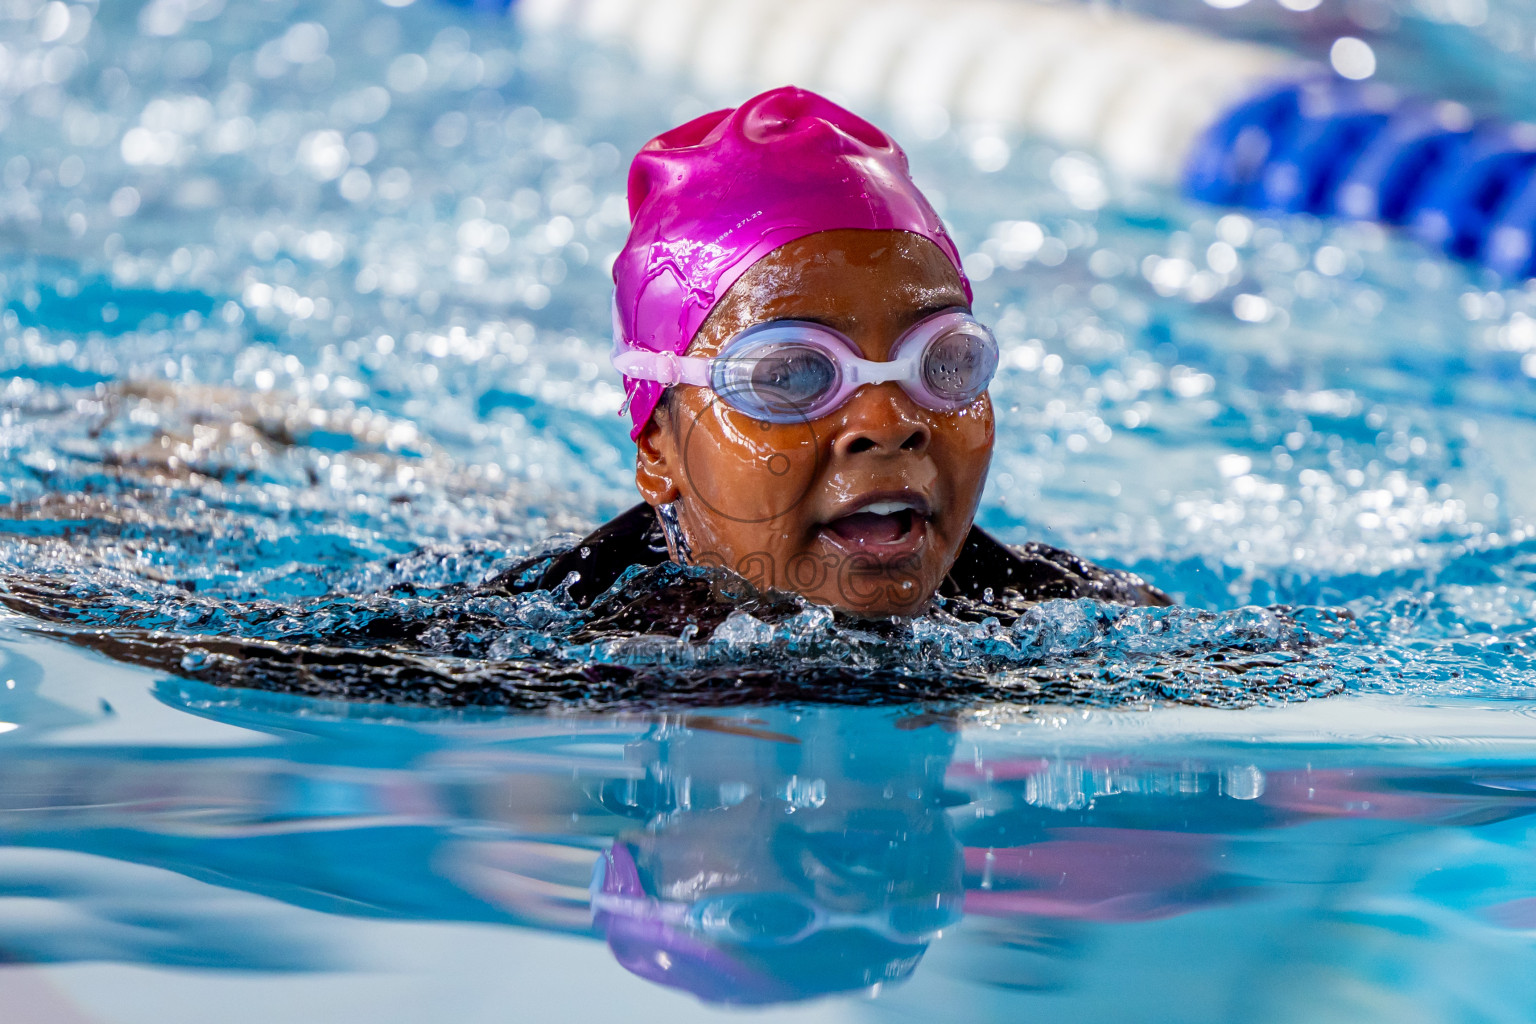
[592,874,960,947]
[611,307,999,424]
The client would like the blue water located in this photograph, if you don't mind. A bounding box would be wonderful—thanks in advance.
[2,0,1536,1020]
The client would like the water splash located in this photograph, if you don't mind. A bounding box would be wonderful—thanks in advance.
[0,548,1352,709]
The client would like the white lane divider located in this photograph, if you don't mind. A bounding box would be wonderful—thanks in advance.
[517,0,1300,183]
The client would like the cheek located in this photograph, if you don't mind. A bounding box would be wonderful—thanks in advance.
[674,398,825,525]
[931,403,995,518]
[973,395,997,446]
[936,401,995,462]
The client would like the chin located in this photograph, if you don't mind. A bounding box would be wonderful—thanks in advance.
[809,568,942,619]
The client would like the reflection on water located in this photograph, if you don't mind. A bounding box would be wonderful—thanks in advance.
[3,675,1535,1021]
[588,710,963,1004]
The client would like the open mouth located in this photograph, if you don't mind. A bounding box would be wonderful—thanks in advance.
[823,499,930,549]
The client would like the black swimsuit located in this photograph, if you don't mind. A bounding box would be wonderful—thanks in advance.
[483,503,1169,622]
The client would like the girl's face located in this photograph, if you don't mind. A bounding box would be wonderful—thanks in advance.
[635,229,994,617]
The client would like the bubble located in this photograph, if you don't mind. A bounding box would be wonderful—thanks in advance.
[57,153,84,188]
[1331,37,1378,80]
[38,2,69,43]
[963,252,995,282]
[1206,241,1239,275]
[280,23,328,65]
[108,186,140,217]
[386,53,428,93]
[375,167,411,200]
[1233,293,1273,323]
[338,167,371,202]
[431,111,468,148]
[968,135,1011,173]
[297,129,349,181]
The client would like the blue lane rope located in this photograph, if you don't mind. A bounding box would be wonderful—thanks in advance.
[1184,75,1536,279]
[1334,104,1472,223]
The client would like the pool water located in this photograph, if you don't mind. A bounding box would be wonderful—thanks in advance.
[2,0,1536,1020]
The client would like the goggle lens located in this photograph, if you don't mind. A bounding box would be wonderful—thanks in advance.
[921,328,997,405]
[715,343,842,420]
[727,895,817,941]
[697,893,818,945]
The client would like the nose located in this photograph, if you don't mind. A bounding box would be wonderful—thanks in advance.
[831,384,931,457]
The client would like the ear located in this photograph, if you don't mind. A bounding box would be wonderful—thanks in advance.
[634,411,682,506]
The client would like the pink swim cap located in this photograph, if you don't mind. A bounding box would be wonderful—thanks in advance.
[613,85,973,440]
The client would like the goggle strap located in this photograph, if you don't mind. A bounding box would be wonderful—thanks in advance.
[610,342,712,387]
[612,295,713,387]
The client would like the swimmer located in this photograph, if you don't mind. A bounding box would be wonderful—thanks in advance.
[499,88,1168,618]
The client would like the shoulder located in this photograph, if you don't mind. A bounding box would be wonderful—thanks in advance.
[941,526,1171,611]
[480,503,670,605]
